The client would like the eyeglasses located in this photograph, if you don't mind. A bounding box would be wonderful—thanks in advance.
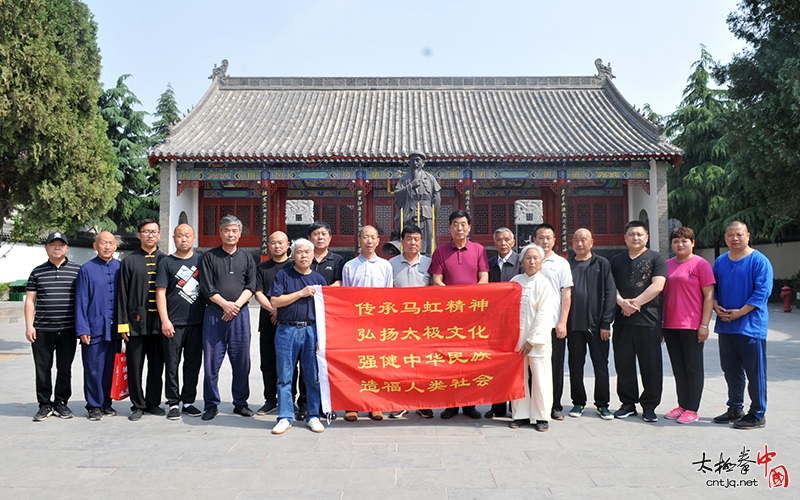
[139,230,159,236]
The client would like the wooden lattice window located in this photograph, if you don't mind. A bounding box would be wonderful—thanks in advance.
[375,204,393,236]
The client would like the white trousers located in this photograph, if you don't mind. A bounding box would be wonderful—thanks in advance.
[511,355,553,422]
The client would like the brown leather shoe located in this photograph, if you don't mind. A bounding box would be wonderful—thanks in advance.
[344,411,358,421]
[369,411,384,421]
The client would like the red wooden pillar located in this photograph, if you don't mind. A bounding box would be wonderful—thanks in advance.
[557,172,568,256]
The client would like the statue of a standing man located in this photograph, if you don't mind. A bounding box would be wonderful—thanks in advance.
[393,152,441,255]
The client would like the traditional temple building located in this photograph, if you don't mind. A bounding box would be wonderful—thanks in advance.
[150,60,682,258]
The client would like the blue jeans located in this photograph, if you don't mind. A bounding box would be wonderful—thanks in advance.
[275,323,320,423]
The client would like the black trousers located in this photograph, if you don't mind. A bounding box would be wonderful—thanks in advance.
[259,320,279,405]
[551,328,566,411]
[31,329,77,406]
[163,324,203,406]
[612,324,663,411]
[663,328,704,412]
[567,329,610,408]
[127,334,165,410]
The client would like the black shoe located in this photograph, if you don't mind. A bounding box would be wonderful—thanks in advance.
[256,402,277,415]
[643,409,658,422]
[182,405,201,417]
[551,408,565,420]
[509,419,528,429]
[233,405,255,417]
[128,409,143,421]
[102,406,117,417]
[201,406,218,421]
[144,405,165,416]
[463,407,481,419]
[295,404,308,421]
[733,413,765,429]
[713,408,745,424]
[440,407,458,419]
[389,410,409,419]
[33,406,53,422]
[533,420,549,432]
[327,411,338,421]
[87,408,103,421]
[484,409,506,418]
[53,402,73,419]
[417,409,434,418]
[167,406,181,420]
[613,404,638,419]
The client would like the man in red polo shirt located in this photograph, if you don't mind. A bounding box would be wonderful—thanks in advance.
[429,210,489,419]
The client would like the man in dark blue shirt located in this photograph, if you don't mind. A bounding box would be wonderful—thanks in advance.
[268,238,327,434]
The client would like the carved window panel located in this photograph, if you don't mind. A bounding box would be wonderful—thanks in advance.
[473,204,489,235]
[610,203,625,234]
[577,204,591,230]
[203,205,217,237]
[593,203,608,235]
[437,204,453,236]
[236,205,251,236]
[492,204,508,232]
[375,204,393,236]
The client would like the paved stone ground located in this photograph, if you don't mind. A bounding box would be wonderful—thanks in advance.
[0,303,796,499]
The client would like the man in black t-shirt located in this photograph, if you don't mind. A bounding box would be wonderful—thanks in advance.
[254,231,293,415]
[25,232,81,421]
[609,221,667,423]
[156,224,206,420]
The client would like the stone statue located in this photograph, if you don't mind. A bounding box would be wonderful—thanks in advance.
[392,151,441,255]
[594,58,615,80]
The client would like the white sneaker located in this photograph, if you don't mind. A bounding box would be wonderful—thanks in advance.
[307,417,325,433]
[272,418,292,435]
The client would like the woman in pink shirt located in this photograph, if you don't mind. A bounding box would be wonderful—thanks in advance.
[661,227,715,424]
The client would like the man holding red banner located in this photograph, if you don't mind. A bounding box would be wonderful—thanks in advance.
[269,238,327,434]
[342,225,393,422]
[429,210,489,420]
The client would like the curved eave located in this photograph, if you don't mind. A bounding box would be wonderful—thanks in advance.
[149,152,682,167]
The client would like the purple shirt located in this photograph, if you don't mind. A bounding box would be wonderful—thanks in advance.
[428,240,489,285]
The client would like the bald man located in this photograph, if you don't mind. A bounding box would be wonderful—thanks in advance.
[156,224,206,419]
[566,229,616,420]
[75,231,122,420]
[254,231,294,415]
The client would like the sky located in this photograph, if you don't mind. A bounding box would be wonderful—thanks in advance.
[83,0,747,123]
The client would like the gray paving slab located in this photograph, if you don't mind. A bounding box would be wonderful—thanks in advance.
[0,304,797,499]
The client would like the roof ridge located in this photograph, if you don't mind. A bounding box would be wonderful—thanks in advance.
[218,76,605,90]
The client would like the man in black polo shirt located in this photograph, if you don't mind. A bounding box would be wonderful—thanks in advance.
[24,232,81,421]
[199,214,257,421]
[254,230,293,415]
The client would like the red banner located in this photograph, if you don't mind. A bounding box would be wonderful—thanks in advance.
[315,282,523,412]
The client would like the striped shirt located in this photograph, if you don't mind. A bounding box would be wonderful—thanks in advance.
[26,258,81,332]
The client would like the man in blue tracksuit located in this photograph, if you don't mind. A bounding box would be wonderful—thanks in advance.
[712,220,773,429]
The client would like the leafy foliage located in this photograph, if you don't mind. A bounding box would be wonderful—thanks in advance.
[151,83,181,145]
[0,0,119,239]
[666,46,734,246]
[96,75,157,234]
[713,0,800,240]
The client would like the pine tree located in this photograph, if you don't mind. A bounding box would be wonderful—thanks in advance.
[151,83,181,145]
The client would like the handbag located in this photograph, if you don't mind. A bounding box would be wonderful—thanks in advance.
[111,352,129,400]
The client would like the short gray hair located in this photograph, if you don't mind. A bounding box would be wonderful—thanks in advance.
[291,238,314,254]
[519,243,544,260]
[493,227,513,239]
[219,214,242,233]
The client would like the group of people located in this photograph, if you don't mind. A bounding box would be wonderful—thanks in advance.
[25,210,772,435]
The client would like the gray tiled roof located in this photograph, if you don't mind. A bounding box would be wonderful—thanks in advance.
[149,75,682,164]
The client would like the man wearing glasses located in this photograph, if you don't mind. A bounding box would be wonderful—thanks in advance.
[117,219,167,421]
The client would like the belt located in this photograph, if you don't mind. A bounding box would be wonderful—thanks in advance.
[279,320,315,327]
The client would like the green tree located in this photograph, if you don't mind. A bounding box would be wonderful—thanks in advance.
[97,74,156,234]
[0,0,119,238]
[151,83,181,145]
[714,0,800,240]
[666,46,731,245]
